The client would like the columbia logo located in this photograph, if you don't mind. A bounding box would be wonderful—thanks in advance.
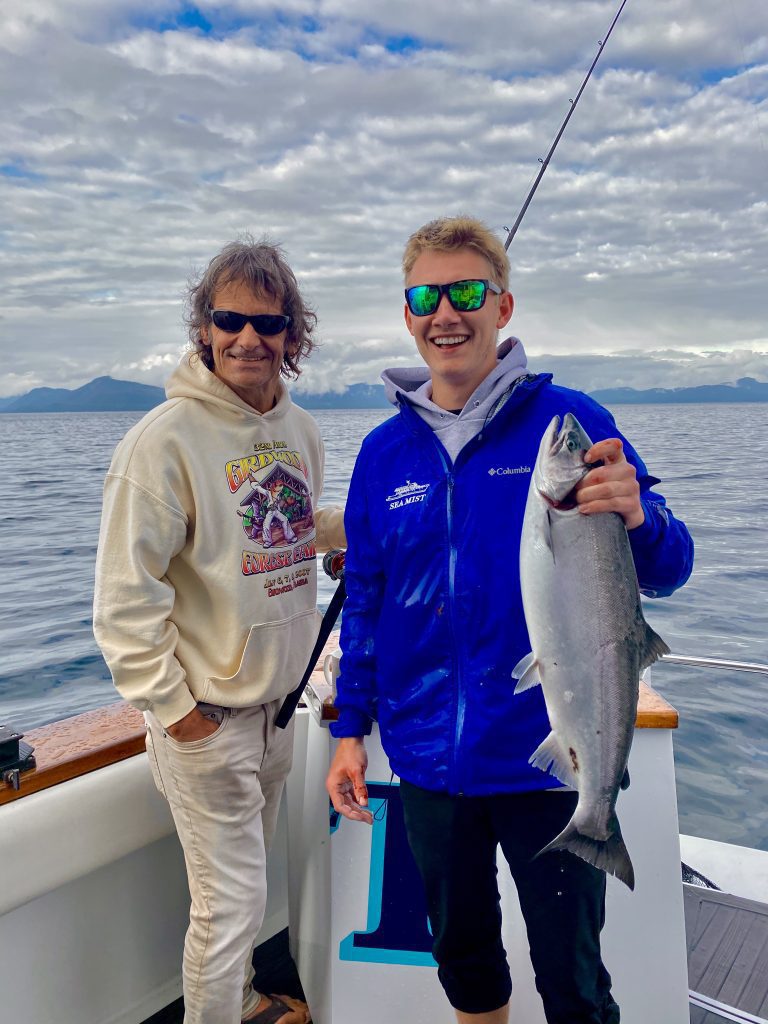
[488,466,531,477]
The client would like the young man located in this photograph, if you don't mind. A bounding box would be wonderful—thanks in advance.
[95,239,345,1024]
[325,216,693,1024]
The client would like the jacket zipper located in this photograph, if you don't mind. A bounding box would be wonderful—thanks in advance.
[397,386,545,792]
[437,450,464,793]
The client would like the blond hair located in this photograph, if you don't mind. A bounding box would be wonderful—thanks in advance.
[402,215,510,291]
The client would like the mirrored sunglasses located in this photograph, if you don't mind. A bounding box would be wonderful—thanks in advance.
[210,310,291,336]
[404,279,502,317]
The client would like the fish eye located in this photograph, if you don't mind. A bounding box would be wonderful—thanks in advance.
[566,434,580,452]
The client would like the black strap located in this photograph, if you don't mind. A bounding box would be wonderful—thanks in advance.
[275,578,347,729]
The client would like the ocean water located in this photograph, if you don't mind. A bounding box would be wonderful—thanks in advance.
[0,404,766,851]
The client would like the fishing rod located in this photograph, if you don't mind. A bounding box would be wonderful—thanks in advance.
[277,1,631,729]
[503,0,631,250]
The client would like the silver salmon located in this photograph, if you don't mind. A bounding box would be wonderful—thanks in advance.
[513,413,669,890]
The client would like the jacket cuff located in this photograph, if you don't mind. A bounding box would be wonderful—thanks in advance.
[627,498,664,552]
[315,505,347,552]
[148,688,199,729]
[330,708,373,738]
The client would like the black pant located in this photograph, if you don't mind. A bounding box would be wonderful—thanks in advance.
[399,782,620,1023]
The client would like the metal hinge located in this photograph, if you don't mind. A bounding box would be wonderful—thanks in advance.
[0,724,36,792]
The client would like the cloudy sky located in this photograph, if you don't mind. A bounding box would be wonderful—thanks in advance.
[1,0,766,397]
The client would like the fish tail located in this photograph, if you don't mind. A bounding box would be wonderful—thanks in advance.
[536,820,635,891]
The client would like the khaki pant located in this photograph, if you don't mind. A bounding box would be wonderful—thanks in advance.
[145,700,295,1024]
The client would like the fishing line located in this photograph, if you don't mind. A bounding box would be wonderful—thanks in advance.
[372,772,395,822]
[503,0,631,250]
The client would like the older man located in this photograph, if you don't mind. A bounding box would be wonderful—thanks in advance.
[326,216,693,1024]
[95,238,344,1024]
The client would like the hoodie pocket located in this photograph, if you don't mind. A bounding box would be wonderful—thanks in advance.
[204,607,322,703]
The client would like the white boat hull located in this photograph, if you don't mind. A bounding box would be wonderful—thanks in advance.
[288,713,691,1024]
[2,706,765,1024]
[0,747,290,1024]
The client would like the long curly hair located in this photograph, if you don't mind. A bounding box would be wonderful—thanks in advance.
[185,236,318,379]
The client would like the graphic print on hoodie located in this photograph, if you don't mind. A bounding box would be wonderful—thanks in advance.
[224,441,318,585]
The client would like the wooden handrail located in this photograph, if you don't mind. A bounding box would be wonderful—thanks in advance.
[636,680,678,729]
[0,701,146,806]
[1,637,676,806]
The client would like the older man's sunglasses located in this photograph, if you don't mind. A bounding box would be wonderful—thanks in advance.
[210,310,291,335]
[404,279,502,317]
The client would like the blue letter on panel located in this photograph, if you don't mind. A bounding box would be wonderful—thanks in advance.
[336,781,436,966]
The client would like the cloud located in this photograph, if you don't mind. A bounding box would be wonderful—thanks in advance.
[526,346,768,393]
[0,0,766,397]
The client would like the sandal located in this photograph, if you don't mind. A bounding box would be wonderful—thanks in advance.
[242,993,310,1024]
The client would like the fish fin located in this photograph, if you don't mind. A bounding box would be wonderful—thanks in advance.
[639,623,671,672]
[545,508,554,557]
[536,817,635,890]
[512,652,541,693]
[620,767,630,791]
[529,731,579,788]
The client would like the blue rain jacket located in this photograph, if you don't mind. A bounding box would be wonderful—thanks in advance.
[331,374,694,795]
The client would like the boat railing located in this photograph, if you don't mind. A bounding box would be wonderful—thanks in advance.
[658,653,768,677]
[689,989,768,1024]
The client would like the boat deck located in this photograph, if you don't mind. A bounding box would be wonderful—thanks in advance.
[142,889,768,1024]
[685,884,768,1023]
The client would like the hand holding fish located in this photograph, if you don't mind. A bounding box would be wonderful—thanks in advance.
[574,438,644,529]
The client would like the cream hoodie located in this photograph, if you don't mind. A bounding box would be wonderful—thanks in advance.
[93,355,346,727]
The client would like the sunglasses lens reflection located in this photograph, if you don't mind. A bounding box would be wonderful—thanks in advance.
[406,280,489,316]
[408,286,440,316]
[211,311,290,335]
[250,315,290,335]
[212,311,246,332]
[448,280,485,310]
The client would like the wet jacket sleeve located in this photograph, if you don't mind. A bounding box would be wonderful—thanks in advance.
[581,399,694,598]
[329,444,382,738]
[626,480,694,598]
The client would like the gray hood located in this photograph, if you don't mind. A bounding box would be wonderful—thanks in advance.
[381,336,530,461]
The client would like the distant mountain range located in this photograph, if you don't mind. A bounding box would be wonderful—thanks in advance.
[294,383,390,409]
[0,376,165,413]
[0,376,391,413]
[589,377,768,404]
[1,374,767,413]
